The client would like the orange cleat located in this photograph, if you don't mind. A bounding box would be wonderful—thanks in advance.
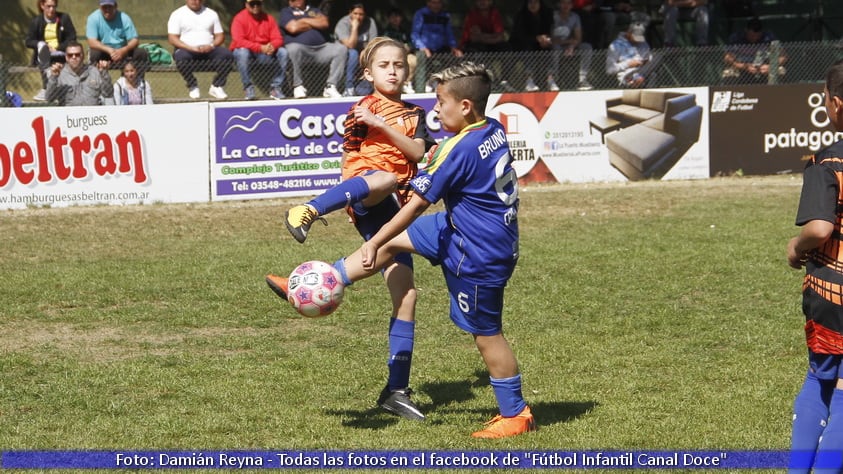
[265,274,289,301]
[471,406,536,439]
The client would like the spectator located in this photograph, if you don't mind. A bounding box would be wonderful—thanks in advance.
[167,0,233,100]
[334,3,377,97]
[411,0,463,92]
[45,41,113,106]
[572,0,599,49]
[606,13,660,88]
[551,0,593,91]
[597,0,633,49]
[723,17,787,85]
[113,58,153,105]
[278,0,346,99]
[382,8,416,94]
[662,0,709,47]
[461,0,512,92]
[230,0,288,100]
[86,0,150,71]
[509,0,554,92]
[25,0,78,102]
[461,0,508,53]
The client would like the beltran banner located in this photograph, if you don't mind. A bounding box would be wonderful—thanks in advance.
[0,103,210,210]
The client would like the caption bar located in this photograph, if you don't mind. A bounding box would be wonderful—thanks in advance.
[0,450,804,469]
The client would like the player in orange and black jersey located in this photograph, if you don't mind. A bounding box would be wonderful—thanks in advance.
[787,59,843,473]
[269,37,435,421]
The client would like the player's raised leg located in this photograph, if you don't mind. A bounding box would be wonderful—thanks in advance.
[284,171,397,243]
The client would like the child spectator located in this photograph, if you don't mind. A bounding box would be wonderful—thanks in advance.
[113,58,153,105]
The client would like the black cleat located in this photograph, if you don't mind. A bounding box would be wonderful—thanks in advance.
[377,386,425,421]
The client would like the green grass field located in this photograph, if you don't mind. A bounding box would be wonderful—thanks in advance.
[0,175,809,472]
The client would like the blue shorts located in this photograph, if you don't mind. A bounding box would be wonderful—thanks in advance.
[809,350,843,380]
[408,213,504,336]
[352,192,412,269]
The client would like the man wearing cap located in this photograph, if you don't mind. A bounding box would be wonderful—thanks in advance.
[605,14,658,88]
[86,0,148,69]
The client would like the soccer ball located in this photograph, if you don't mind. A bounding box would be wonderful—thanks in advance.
[287,260,344,318]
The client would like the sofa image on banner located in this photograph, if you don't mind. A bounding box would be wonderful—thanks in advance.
[600,89,703,181]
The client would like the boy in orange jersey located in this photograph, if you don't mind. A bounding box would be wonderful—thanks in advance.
[787,59,843,473]
[270,37,435,420]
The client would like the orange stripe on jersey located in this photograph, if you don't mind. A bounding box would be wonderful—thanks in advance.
[805,320,843,353]
[805,274,843,306]
[341,95,425,192]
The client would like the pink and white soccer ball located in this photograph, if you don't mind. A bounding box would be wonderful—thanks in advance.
[288,260,344,317]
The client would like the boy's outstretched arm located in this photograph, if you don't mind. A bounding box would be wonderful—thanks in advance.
[787,219,834,269]
[360,193,430,271]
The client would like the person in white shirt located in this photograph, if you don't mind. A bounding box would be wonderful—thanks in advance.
[167,0,232,99]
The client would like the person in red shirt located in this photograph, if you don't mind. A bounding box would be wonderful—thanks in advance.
[461,0,512,91]
[230,0,288,100]
[461,0,508,53]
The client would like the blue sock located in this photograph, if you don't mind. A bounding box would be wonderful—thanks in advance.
[489,374,527,417]
[387,318,414,390]
[813,388,843,474]
[308,176,369,215]
[332,258,353,287]
[789,371,833,474]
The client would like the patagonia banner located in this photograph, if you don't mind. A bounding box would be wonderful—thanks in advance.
[709,83,842,176]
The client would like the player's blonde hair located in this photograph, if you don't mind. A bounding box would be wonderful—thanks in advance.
[359,36,408,71]
[430,61,493,112]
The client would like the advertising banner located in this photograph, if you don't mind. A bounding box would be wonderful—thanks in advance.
[489,88,710,184]
[0,103,210,209]
[709,83,841,176]
[210,96,450,202]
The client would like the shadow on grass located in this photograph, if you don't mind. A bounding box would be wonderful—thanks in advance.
[324,369,597,430]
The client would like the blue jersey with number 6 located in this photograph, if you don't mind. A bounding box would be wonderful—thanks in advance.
[410,118,519,285]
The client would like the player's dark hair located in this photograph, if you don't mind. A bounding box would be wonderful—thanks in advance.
[826,60,843,101]
[430,61,492,113]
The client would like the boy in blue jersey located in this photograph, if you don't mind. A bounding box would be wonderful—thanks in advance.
[267,61,535,438]
[787,59,843,473]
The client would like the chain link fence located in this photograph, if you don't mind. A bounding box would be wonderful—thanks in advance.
[2,40,841,105]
